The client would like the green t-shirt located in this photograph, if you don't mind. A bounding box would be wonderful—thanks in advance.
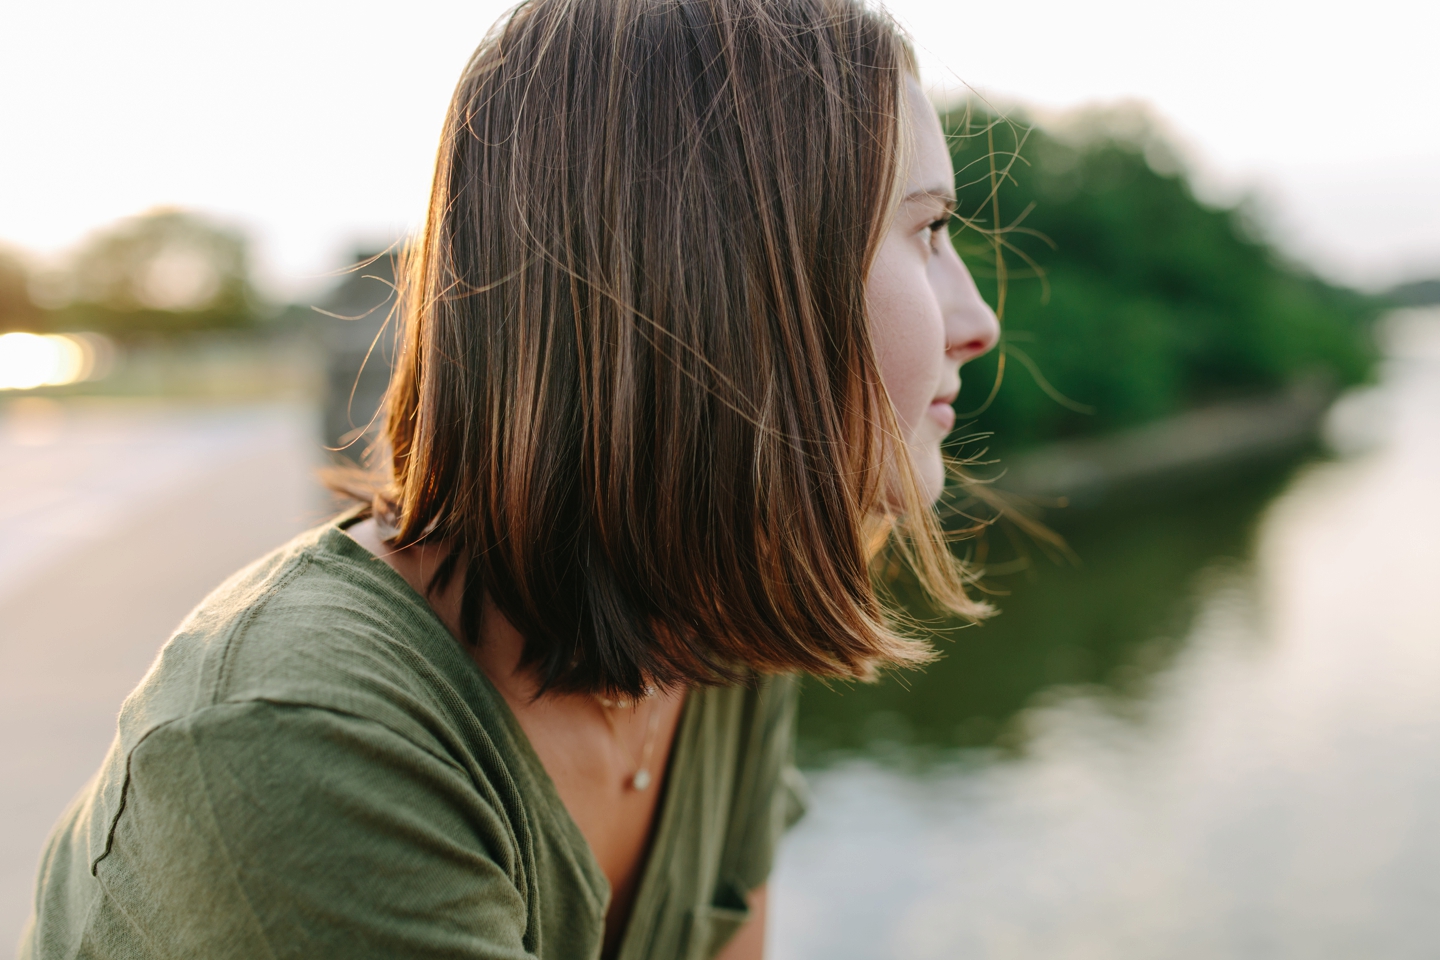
[21,517,806,960]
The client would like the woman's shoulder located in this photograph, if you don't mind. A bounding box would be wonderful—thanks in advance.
[21,520,545,960]
[117,516,497,769]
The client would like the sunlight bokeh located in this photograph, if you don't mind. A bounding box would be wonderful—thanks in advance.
[0,333,107,391]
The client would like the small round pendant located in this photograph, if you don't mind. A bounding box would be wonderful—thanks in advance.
[631,768,652,791]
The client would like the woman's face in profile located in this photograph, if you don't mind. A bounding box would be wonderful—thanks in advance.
[866,78,1000,502]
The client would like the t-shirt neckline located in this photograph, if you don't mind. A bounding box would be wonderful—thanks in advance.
[318,512,696,939]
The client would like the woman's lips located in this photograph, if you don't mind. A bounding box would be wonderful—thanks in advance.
[927,399,956,432]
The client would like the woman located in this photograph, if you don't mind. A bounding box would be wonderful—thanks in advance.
[23,0,998,956]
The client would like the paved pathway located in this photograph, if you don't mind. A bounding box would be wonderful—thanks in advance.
[0,400,327,956]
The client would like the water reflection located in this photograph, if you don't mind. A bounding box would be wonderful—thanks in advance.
[776,310,1440,958]
[798,461,1299,764]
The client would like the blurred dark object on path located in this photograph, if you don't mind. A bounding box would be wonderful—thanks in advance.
[315,250,398,464]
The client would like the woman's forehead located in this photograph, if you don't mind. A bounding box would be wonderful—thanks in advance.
[903,78,954,195]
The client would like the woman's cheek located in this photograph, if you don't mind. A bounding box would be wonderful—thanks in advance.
[867,265,949,502]
[887,307,944,437]
[869,265,940,433]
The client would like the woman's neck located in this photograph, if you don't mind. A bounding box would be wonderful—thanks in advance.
[344,516,690,957]
[345,517,540,702]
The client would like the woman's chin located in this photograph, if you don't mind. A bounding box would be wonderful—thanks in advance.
[914,447,947,505]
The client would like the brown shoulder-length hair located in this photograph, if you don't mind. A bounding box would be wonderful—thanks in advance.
[358,0,988,698]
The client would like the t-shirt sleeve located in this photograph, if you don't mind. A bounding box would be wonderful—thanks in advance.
[721,673,810,898]
[86,700,537,960]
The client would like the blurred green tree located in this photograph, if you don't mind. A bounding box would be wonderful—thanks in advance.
[945,104,1381,449]
[0,246,43,332]
[50,208,263,338]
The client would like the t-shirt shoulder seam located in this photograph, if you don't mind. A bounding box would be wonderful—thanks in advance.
[208,548,317,706]
[88,570,327,878]
[89,698,475,876]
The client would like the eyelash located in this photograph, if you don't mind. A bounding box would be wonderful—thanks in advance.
[926,214,952,249]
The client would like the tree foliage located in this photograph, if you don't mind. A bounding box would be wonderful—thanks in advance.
[0,246,43,331]
[48,208,262,338]
[944,104,1381,449]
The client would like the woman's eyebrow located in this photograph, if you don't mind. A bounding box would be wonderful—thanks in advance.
[902,188,957,210]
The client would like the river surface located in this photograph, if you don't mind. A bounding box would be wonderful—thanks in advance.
[771,309,1440,958]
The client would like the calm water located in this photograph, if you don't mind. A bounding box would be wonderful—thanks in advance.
[774,310,1440,959]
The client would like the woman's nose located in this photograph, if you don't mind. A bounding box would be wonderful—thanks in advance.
[945,254,1000,364]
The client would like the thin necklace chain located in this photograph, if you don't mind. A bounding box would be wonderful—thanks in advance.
[596,686,662,791]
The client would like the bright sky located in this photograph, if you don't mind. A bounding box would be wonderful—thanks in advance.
[2,0,1435,297]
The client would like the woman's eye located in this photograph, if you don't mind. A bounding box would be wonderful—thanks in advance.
[926,215,952,249]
